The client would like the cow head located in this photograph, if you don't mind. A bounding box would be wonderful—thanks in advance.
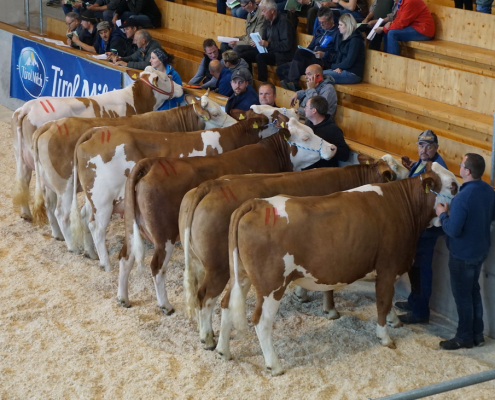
[421,162,460,227]
[139,66,184,109]
[249,105,298,137]
[285,117,337,170]
[357,154,410,182]
[381,154,410,180]
[188,90,237,129]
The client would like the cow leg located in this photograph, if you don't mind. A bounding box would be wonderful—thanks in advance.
[81,200,98,259]
[375,275,397,349]
[199,295,220,350]
[294,286,309,302]
[152,240,175,315]
[88,207,112,271]
[44,188,64,241]
[13,155,33,221]
[323,291,340,320]
[117,251,135,308]
[386,307,402,328]
[55,187,78,251]
[254,295,284,376]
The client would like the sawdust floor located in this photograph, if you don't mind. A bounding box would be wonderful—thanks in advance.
[1,120,495,399]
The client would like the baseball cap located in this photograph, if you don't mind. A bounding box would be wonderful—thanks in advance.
[81,10,97,23]
[97,21,111,32]
[416,129,438,145]
[121,19,139,29]
[231,68,251,82]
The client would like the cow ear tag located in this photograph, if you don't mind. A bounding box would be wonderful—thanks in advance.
[366,160,370,165]
[281,121,285,128]
[425,184,430,194]
[239,114,245,120]
[191,99,196,104]
[253,122,258,129]
[132,73,138,79]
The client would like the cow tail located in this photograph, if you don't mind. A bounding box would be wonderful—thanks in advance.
[229,201,254,335]
[183,187,209,319]
[69,130,96,250]
[12,109,30,213]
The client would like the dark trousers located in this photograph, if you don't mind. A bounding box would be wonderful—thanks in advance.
[449,254,485,344]
[276,48,324,82]
[407,227,444,319]
[234,45,258,71]
[255,52,278,81]
[454,0,474,9]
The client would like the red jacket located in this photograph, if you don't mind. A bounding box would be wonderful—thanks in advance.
[383,0,435,37]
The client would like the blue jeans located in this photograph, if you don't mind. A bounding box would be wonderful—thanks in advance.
[323,69,362,84]
[338,8,365,22]
[449,254,486,344]
[477,4,493,13]
[384,26,433,56]
[231,5,248,19]
[407,227,444,319]
[122,12,154,29]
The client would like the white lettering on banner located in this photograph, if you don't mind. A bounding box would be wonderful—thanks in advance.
[20,67,44,87]
[51,65,109,97]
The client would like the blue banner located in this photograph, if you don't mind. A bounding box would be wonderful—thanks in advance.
[10,36,122,101]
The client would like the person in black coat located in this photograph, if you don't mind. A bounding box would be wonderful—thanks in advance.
[113,0,162,29]
[303,96,350,169]
[323,13,365,84]
[93,21,127,56]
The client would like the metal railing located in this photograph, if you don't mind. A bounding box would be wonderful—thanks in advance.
[24,0,44,34]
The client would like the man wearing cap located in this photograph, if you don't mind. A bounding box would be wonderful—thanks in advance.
[93,21,127,56]
[114,29,163,69]
[395,130,448,324]
[225,69,260,115]
[121,19,139,57]
[70,9,98,52]
[436,153,495,350]
[209,60,233,97]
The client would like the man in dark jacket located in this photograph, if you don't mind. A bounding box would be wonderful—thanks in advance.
[209,60,234,97]
[278,7,339,91]
[225,69,260,115]
[121,18,139,56]
[113,0,161,29]
[113,29,163,69]
[70,9,98,52]
[303,96,349,169]
[255,0,295,82]
[93,21,127,56]
[189,39,224,89]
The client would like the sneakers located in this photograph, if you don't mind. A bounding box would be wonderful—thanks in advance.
[439,338,473,350]
[398,312,429,324]
[395,301,412,312]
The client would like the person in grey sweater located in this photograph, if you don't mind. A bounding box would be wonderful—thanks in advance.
[113,29,162,69]
[221,50,253,87]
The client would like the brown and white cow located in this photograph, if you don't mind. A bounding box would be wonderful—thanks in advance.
[117,118,337,315]
[71,115,275,270]
[216,162,459,375]
[32,98,237,247]
[178,154,409,349]
[12,66,182,221]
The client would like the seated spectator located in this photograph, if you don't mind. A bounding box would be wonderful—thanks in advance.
[227,0,265,70]
[303,96,349,169]
[374,0,435,56]
[113,0,161,29]
[323,14,365,84]
[222,50,254,86]
[209,60,234,97]
[65,12,85,48]
[189,39,224,89]
[255,0,295,82]
[87,0,123,25]
[61,0,97,15]
[70,9,98,52]
[217,0,249,19]
[150,49,184,110]
[290,64,337,118]
[258,81,278,106]
[114,29,163,69]
[121,18,139,56]
[327,0,369,22]
[93,21,127,56]
[360,0,397,50]
[278,7,339,91]
[476,0,493,13]
[225,69,260,115]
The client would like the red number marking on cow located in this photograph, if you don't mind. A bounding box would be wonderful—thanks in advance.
[57,124,63,136]
[158,161,170,176]
[106,130,111,143]
[101,131,105,144]
[40,101,50,114]
[265,208,270,226]
[164,160,177,175]
[64,123,69,136]
[226,186,238,202]
[220,187,230,203]
[273,207,279,226]
[45,99,56,112]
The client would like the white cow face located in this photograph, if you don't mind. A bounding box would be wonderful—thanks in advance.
[198,95,236,129]
[286,117,337,171]
[140,66,184,106]
[381,154,409,180]
[429,162,460,227]
[249,105,299,137]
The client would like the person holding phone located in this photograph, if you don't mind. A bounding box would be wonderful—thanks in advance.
[289,64,337,118]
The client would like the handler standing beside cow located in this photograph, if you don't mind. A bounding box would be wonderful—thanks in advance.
[436,153,495,350]
[395,130,448,324]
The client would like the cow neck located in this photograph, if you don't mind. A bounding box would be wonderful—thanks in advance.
[176,104,205,131]
[259,131,292,172]
[139,77,175,99]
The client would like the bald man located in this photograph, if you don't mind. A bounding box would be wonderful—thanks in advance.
[209,60,233,97]
[290,64,337,118]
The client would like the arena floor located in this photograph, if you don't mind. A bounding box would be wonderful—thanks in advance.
[1,107,495,398]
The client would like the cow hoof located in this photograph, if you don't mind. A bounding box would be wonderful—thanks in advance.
[21,214,33,222]
[387,320,403,329]
[53,235,65,241]
[117,297,131,308]
[83,251,98,260]
[324,310,340,320]
[204,343,217,351]
[293,292,309,303]
[268,366,285,376]
[383,341,396,349]
[161,307,175,316]
[216,350,231,360]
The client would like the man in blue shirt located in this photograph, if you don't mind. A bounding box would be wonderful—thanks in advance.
[436,153,495,350]
[225,69,260,115]
[209,60,233,97]
[395,130,448,324]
